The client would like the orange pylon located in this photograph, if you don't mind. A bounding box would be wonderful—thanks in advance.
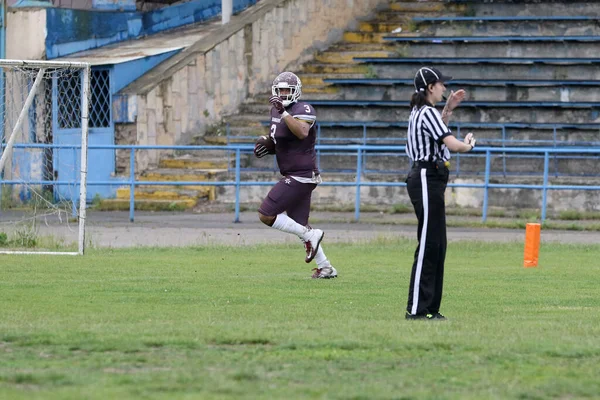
[523,223,541,268]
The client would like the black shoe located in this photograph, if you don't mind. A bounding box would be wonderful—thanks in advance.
[405,312,428,320]
[405,312,447,321]
[431,312,447,320]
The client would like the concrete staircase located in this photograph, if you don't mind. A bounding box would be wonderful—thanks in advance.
[220,0,600,179]
[101,151,225,211]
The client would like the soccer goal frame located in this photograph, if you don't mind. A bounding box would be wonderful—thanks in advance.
[0,59,91,256]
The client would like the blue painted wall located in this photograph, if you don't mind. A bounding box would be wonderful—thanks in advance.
[46,0,258,59]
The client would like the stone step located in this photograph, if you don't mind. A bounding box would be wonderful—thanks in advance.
[321,40,600,59]
[386,41,600,59]
[303,82,600,103]
[239,101,600,124]
[97,199,198,211]
[222,114,264,128]
[468,1,599,17]
[139,169,220,181]
[299,73,366,85]
[314,50,394,64]
[344,19,600,42]
[361,62,600,81]
[158,157,230,169]
[116,187,215,202]
[300,64,369,74]
[411,20,600,37]
[389,1,467,13]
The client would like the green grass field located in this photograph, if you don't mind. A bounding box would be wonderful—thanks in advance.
[1,239,600,399]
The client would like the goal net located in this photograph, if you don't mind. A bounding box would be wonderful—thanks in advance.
[0,60,90,255]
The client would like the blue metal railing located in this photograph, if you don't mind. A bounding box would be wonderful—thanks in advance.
[248,121,600,146]
[230,121,600,177]
[2,144,600,224]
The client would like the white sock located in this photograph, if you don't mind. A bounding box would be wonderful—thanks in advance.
[314,246,329,268]
[271,214,308,238]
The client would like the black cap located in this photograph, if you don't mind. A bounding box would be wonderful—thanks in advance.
[414,67,452,92]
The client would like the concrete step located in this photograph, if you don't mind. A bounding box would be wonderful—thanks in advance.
[361,61,600,81]
[97,199,197,211]
[116,186,215,202]
[223,113,265,128]
[314,50,394,64]
[389,1,467,13]
[239,101,600,124]
[412,20,600,37]
[307,82,600,103]
[345,21,600,42]
[299,74,362,85]
[300,64,369,74]
[300,64,371,75]
[158,157,230,169]
[352,40,600,59]
[139,169,221,181]
[469,1,599,17]
[387,41,600,59]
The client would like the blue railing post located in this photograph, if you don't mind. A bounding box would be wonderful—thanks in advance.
[129,149,135,222]
[542,151,549,222]
[234,148,241,223]
[317,124,321,169]
[226,123,231,173]
[455,125,461,176]
[502,126,507,177]
[482,150,491,222]
[355,147,362,222]
[362,124,367,145]
[552,126,558,177]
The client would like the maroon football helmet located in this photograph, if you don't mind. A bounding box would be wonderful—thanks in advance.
[271,72,302,107]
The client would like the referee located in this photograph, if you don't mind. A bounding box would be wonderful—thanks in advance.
[405,67,476,321]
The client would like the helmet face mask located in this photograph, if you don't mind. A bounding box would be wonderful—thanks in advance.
[272,72,302,107]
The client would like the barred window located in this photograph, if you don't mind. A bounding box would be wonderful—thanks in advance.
[56,68,111,130]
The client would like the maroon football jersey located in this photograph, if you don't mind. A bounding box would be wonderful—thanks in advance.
[269,101,318,178]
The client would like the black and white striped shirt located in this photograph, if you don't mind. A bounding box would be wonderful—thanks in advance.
[406,105,452,162]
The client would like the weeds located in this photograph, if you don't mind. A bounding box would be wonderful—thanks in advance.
[364,65,378,79]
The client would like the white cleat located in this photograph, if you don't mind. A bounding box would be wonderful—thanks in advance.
[311,265,338,279]
[303,228,324,263]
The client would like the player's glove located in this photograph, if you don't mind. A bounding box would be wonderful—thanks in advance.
[254,143,269,158]
[254,135,274,158]
[269,95,285,114]
[465,132,476,150]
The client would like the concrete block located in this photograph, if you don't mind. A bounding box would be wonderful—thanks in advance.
[147,110,157,141]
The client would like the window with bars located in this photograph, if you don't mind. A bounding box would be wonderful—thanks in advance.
[56,68,111,130]
[90,69,111,128]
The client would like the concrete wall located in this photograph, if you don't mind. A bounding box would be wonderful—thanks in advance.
[127,0,387,170]
[6,9,46,60]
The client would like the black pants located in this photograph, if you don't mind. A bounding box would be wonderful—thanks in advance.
[405,162,449,316]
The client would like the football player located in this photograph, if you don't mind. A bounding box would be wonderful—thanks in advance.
[254,71,337,279]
